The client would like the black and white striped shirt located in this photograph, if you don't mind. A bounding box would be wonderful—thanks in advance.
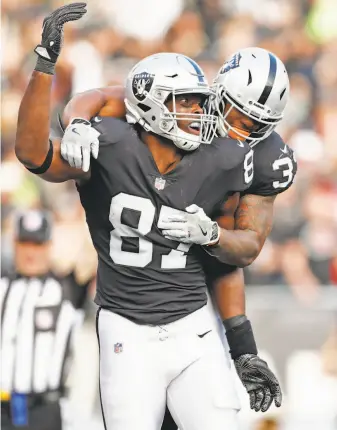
[0,272,89,395]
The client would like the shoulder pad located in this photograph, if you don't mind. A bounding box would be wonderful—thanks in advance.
[90,116,134,147]
[210,137,251,170]
[205,137,254,193]
[245,132,298,196]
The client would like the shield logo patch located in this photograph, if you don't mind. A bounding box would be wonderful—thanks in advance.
[154,177,166,191]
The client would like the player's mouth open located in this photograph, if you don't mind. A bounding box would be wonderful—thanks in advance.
[188,122,201,135]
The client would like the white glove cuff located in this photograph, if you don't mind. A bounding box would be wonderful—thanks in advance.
[69,117,91,126]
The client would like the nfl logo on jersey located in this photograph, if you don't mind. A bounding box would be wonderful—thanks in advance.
[114,343,123,354]
[154,177,166,191]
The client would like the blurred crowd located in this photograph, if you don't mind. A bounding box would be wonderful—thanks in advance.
[2,0,337,305]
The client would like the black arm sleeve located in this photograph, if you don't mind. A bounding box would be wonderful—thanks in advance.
[26,140,54,174]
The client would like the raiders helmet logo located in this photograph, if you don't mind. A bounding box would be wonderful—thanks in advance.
[132,72,154,101]
[219,53,242,74]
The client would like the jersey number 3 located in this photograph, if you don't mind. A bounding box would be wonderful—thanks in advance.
[272,157,294,189]
[109,193,191,268]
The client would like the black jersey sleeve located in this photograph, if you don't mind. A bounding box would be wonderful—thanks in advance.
[228,147,254,193]
[213,137,255,193]
[243,132,297,197]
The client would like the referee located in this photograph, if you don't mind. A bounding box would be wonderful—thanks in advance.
[1,210,92,430]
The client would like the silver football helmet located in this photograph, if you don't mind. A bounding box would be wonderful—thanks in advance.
[211,47,290,147]
[125,53,217,151]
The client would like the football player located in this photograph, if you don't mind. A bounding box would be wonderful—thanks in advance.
[59,46,297,425]
[15,4,282,430]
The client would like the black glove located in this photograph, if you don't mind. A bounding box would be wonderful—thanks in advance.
[234,353,282,412]
[34,2,87,75]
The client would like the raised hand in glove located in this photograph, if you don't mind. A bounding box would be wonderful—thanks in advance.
[234,353,282,412]
[161,204,220,246]
[35,3,87,75]
[61,118,100,171]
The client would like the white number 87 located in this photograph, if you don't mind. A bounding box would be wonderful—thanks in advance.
[109,193,191,269]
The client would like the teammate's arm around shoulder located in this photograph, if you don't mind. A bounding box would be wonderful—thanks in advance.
[206,185,276,267]
[208,135,298,267]
[63,85,126,126]
[60,85,126,171]
[232,192,276,257]
[160,145,258,265]
[199,144,263,267]
[15,3,89,183]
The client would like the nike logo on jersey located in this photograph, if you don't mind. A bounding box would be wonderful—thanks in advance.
[72,128,80,136]
[199,225,207,236]
[198,330,212,338]
[280,144,288,154]
[237,140,245,147]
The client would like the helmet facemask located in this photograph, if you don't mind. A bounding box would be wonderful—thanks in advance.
[126,86,218,151]
[159,89,218,151]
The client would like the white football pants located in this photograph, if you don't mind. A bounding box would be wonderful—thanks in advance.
[97,305,240,430]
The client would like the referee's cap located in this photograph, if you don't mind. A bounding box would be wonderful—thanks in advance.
[15,210,52,243]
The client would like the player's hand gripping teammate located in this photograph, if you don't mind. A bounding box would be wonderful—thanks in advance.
[34,2,99,172]
[60,117,100,172]
[161,204,220,246]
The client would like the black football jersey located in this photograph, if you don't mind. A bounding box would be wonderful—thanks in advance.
[242,131,297,196]
[76,117,253,325]
[201,131,298,285]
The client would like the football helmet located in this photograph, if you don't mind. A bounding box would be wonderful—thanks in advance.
[125,53,217,151]
[210,47,290,147]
